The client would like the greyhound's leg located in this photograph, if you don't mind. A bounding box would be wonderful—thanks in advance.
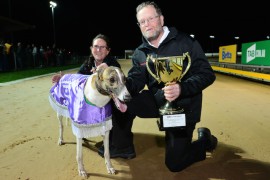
[57,113,64,145]
[103,130,115,174]
[65,117,69,126]
[76,137,88,178]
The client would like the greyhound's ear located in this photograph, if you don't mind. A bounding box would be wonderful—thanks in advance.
[97,68,104,81]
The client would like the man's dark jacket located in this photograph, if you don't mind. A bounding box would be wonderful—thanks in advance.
[126,27,216,124]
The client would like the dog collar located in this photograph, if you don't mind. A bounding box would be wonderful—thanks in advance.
[84,95,96,106]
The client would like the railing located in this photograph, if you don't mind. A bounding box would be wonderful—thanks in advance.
[209,62,270,74]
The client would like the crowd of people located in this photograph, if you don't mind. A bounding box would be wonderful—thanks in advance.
[0,40,70,72]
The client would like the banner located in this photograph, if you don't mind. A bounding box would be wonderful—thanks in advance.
[241,40,270,66]
[218,45,237,63]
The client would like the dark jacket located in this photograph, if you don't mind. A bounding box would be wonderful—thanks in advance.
[126,27,216,124]
[77,56,121,75]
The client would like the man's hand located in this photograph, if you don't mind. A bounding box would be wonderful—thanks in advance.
[52,71,63,83]
[162,82,181,102]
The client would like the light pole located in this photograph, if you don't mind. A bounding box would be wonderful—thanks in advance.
[50,1,57,46]
[234,36,240,52]
[209,35,215,55]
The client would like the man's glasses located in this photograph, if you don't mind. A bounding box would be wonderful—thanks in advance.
[137,15,159,27]
[92,45,108,50]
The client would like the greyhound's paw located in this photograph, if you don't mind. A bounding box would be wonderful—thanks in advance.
[78,169,88,178]
[57,139,64,145]
[107,167,116,174]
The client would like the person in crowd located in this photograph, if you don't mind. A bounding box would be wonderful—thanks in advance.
[39,45,45,68]
[32,43,38,68]
[3,40,13,71]
[25,44,33,69]
[44,45,52,67]
[98,1,218,172]
[51,43,57,67]
[52,33,120,83]
[0,39,5,71]
[15,42,24,70]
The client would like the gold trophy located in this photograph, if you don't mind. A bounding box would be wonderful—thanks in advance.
[146,52,191,131]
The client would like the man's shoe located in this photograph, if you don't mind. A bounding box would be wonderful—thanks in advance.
[198,127,218,152]
[98,144,136,159]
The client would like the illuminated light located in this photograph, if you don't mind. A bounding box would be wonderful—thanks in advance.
[50,1,57,8]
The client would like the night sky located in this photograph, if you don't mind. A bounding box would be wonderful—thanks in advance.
[0,0,268,56]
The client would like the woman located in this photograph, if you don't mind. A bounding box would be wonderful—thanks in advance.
[78,34,120,74]
[52,34,120,83]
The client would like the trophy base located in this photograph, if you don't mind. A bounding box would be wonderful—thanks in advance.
[157,113,186,131]
[157,101,186,131]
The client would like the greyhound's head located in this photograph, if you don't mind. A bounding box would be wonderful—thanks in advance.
[96,66,131,112]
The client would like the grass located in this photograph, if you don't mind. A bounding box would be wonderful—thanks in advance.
[0,64,80,83]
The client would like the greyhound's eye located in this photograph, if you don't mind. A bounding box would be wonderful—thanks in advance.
[109,77,115,83]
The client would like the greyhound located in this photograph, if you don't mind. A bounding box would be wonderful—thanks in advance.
[48,66,131,178]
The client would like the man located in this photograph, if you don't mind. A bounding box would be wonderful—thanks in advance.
[99,1,217,172]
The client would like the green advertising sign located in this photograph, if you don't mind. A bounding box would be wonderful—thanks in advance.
[241,40,270,66]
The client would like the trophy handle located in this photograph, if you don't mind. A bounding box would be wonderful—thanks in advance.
[146,55,161,83]
[179,52,191,80]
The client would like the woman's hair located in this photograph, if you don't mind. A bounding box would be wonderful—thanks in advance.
[83,34,111,70]
[92,33,111,49]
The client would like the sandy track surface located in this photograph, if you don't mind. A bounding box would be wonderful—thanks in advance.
[1,60,270,180]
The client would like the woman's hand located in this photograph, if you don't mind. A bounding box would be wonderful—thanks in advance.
[91,63,108,73]
[52,71,63,83]
[162,82,181,102]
